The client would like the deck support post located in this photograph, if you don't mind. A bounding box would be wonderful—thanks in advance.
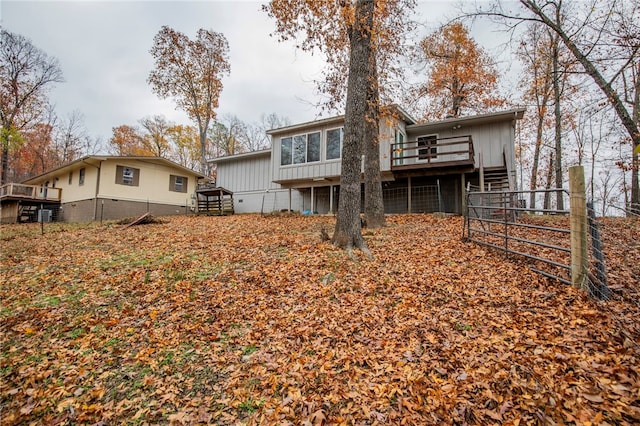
[407,176,412,213]
[288,188,292,212]
[461,173,466,214]
[329,185,334,214]
[311,186,315,213]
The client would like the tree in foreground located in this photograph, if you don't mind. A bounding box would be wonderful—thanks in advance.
[415,22,505,120]
[264,0,415,238]
[148,26,230,175]
[0,29,63,184]
[331,0,374,253]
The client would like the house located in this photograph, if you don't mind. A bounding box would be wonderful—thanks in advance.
[0,156,207,223]
[212,107,525,215]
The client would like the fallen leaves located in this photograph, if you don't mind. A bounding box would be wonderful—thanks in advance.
[0,214,639,424]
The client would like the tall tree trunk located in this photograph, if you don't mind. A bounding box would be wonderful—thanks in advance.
[529,105,546,211]
[544,150,554,210]
[631,60,640,215]
[552,30,564,210]
[1,144,8,185]
[332,0,373,254]
[363,48,386,228]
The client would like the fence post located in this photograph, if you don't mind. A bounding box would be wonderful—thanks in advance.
[569,166,588,291]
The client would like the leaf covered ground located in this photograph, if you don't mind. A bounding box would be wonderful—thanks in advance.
[1,214,639,425]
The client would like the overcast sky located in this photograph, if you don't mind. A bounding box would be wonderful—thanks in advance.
[1,1,508,150]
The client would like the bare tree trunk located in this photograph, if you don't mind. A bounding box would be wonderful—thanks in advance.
[529,108,545,211]
[544,150,554,210]
[551,29,564,210]
[332,0,373,254]
[631,61,640,215]
[363,50,386,228]
[1,144,8,185]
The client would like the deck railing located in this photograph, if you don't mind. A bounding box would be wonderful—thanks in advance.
[391,135,475,170]
[0,183,62,202]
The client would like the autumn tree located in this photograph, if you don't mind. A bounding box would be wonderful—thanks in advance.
[265,0,415,237]
[139,115,171,158]
[167,124,200,170]
[148,26,230,175]
[416,22,505,120]
[0,29,63,184]
[108,125,151,156]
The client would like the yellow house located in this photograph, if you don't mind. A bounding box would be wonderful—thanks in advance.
[0,156,207,223]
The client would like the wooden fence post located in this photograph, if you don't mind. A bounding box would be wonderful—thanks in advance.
[569,165,588,291]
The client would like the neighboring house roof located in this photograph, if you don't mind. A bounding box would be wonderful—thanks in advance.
[22,156,207,184]
[408,108,526,133]
[208,149,271,164]
[266,105,418,137]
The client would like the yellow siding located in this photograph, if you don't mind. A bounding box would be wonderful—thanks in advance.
[98,160,196,206]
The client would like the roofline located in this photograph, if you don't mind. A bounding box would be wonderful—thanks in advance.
[208,149,271,164]
[408,108,526,132]
[267,105,418,136]
[266,115,345,136]
[22,155,207,184]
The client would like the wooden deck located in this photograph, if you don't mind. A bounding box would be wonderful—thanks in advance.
[0,183,62,202]
[391,135,475,171]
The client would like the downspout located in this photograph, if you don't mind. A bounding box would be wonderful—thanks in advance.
[93,160,102,221]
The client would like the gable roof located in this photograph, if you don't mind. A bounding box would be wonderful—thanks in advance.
[22,156,207,184]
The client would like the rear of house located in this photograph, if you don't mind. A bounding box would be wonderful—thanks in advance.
[262,107,524,215]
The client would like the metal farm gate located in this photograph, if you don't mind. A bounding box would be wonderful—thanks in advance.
[463,167,609,299]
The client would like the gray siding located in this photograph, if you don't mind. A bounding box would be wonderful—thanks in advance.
[272,118,397,183]
[406,120,514,169]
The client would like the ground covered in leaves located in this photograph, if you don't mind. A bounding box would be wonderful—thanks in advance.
[1,214,639,425]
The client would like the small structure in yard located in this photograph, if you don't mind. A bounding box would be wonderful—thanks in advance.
[196,185,234,215]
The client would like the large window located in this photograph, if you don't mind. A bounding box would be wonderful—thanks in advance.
[281,131,321,165]
[116,165,140,186]
[326,128,343,160]
[169,175,188,193]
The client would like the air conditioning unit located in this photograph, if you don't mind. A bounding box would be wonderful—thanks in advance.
[38,209,52,223]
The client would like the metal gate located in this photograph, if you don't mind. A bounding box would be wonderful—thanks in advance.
[463,188,609,298]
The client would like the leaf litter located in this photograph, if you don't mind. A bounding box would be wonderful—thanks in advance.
[0,214,638,424]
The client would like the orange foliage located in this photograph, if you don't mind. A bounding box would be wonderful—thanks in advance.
[418,22,506,120]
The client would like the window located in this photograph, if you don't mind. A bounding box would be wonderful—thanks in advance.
[417,135,438,161]
[326,128,343,160]
[307,132,320,162]
[115,165,140,186]
[281,137,292,166]
[281,132,322,166]
[79,168,85,186]
[68,171,73,185]
[170,175,188,193]
[393,129,405,165]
